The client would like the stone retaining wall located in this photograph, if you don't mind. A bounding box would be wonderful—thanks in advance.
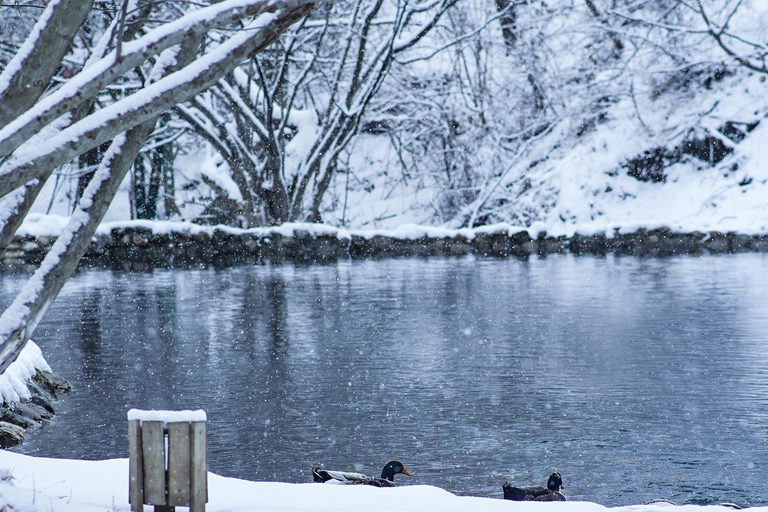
[3,227,768,269]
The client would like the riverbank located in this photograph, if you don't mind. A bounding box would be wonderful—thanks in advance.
[4,217,768,270]
[0,450,758,512]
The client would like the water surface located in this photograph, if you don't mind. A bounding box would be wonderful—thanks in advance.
[3,254,768,506]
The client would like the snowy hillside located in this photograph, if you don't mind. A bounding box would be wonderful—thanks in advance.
[317,71,768,236]
[21,59,768,239]
[23,68,768,238]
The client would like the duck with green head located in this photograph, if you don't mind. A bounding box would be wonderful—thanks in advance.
[312,461,413,487]
[503,472,566,501]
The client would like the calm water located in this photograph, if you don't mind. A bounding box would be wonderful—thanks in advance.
[3,254,768,506]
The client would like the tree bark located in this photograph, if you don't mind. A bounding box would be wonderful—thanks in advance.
[494,0,518,49]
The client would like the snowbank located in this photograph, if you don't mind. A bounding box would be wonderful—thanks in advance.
[15,215,535,243]
[0,450,760,512]
[0,341,50,405]
[13,212,768,248]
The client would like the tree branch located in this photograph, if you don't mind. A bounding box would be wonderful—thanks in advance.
[0,0,314,162]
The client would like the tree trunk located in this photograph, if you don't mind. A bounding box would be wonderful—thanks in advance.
[494,0,518,50]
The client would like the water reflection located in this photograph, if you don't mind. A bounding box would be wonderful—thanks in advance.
[2,254,768,506]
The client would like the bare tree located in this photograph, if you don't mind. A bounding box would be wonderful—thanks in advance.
[0,0,316,373]
[178,0,459,226]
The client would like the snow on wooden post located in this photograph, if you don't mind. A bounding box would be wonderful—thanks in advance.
[128,409,208,512]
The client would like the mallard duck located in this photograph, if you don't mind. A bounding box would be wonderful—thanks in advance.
[312,460,413,487]
[503,472,565,501]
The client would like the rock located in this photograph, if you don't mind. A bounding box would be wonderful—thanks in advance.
[33,369,72,397]
[703,232,729,253]
[5,225,768,267]
[27,378,55,403]
[30,395,55,415]
[12,401,54,422]
[570,233,607,255]
[729,233,753,253]
[0,421,26,448]
[0,369,70,448]
[0,408,38,429]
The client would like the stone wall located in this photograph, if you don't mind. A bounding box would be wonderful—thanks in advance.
[3,226,768,270]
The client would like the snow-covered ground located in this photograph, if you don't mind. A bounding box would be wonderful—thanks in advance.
[0,449,762,512]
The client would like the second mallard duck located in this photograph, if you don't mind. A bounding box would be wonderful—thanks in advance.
[503,472,566,501]
[312,460,413,487]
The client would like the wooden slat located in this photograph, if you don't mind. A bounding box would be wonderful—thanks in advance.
[167,422,191,506]
[189,421,208,512]
[141,421,166,505]
[128,419,144,511]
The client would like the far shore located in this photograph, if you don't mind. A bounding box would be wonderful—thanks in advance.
[2,219,767,270]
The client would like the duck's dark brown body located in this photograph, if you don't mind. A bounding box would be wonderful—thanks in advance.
[503,472,566,501]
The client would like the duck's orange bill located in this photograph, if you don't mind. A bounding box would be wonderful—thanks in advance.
[402,469,414,477]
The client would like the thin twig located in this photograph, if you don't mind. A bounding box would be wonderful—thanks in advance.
[115,0,130,61]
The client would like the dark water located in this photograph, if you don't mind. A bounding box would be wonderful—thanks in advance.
[3,254,768,506]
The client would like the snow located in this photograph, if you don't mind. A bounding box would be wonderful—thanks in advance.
[0,340,50,405]
[199,152,244,202]
[127,409,207,423]
[15,213,70,239]
[0,450,760,512]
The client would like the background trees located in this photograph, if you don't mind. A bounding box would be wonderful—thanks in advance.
[366,0,766,228]
[177,0,459,227]
[7,0,763,232]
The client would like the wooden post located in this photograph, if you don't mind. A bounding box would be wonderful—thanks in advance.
[141,421,166,506]
[128,410,207,512]
[189,421,207,512]
[128,419,144,512]
[168,422,191,506]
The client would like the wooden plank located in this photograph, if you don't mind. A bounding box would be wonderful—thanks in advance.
[189,421,207,512]
[167,422,191,506]
[141,421,166,505]
[128,419,144,511]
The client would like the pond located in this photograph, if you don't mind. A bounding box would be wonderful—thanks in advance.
[3,254,768,506]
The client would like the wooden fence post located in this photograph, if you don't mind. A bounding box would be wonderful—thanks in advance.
[128,410,207,512]
[128,419,144,512]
